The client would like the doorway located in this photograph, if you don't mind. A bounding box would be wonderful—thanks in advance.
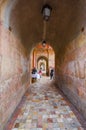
[30,43,55,81]
[37,56,48,76]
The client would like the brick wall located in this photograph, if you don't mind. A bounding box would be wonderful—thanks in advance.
[0,21,30,130]
[55,30,86,119]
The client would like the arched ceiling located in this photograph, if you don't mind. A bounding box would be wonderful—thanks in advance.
[1,0,86,54]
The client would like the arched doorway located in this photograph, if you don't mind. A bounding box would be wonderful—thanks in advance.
[37,56,48,76]
[30,43,55,79]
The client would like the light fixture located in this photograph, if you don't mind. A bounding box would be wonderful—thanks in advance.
[41,4,52,21]
[42,40,46,47]
[41,4,52,47]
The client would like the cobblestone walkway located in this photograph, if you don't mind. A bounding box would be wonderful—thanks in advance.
[6,77,84,130]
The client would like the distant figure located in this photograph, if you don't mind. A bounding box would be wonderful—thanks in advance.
[39,69,42,78]
[32,67,37,74]
[37,72,40,80]
[31,67,37,83]
[50,69,54,79]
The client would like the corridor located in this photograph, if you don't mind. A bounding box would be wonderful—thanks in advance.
[5,77,84,130]
[0,0,86,129]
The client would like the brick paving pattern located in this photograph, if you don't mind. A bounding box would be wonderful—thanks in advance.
[5,77,84,130]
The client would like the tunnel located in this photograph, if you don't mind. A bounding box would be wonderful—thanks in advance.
[0,0,86,129]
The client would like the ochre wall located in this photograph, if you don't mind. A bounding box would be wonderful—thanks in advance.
[55,30,86,120]
[0,21,30,130]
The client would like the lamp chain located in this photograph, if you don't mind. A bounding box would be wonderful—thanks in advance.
[43,20,47,41]
[44,0,47,4]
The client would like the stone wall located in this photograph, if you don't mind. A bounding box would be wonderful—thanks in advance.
[55,30,86,119]
[0,21,30,130]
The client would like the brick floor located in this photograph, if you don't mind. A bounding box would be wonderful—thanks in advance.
[5,77,85,130]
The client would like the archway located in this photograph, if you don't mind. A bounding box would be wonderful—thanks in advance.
[37,56,48,76]
[30,43,55,80]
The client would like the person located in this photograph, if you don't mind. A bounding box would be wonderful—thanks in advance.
[50,69,54,80]
[31,67,37,83]
[39,69,42,78]
[32,67,37,74]
[36,71,40,80]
